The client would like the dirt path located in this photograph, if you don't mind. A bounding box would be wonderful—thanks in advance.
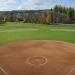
[0,40,75,75]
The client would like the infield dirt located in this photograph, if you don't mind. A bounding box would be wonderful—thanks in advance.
[0,40,75,75]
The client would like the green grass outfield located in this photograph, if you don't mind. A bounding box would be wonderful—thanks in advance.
[0,22,75,44]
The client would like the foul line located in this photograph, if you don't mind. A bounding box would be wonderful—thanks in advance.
[66,68,75,75]
[0,66,8,75]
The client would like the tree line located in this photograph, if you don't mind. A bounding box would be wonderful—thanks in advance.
[53,5,75,23]
[0,5,75,24]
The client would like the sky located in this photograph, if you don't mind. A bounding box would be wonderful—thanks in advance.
[0,0,75,11]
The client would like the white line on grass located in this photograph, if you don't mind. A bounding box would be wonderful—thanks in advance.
[0,28,39,32]
[0,29,75,32]
[50,29,75,32]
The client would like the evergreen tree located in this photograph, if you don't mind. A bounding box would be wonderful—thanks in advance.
[68,7,75,19]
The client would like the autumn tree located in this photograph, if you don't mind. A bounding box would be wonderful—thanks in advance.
[46,10,53,24]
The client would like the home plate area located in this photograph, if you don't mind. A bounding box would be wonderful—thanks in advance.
[0,40,75,75]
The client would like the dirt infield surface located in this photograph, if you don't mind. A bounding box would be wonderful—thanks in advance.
[0,40,75,75]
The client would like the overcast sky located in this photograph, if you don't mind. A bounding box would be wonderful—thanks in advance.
[0,0,75,11]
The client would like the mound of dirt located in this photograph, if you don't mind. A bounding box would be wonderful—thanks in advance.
[0,40,75,75]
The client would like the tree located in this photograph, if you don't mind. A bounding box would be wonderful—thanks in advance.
[68,7,75,19]
[16,13,23,22]
[53,5,59,13]
[46,11,53,24]
[0,16,6,24]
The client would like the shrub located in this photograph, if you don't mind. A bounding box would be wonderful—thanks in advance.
[0,20,6,25]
